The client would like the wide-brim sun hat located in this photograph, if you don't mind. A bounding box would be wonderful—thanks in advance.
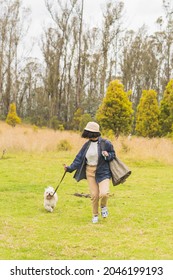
[84,121,100,133]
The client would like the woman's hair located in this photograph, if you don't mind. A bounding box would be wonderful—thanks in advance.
[81,130,101,139]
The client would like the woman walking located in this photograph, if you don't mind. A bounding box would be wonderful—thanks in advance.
[64,121,116,223]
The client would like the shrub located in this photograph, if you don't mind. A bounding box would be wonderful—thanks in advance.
[57,140,72,151]
[96,80,133,136]
[73,108,83,130]
[6,103,21,127]
[79,113,93,132]
[136,90,160,137]
[58,124,64,131]
[102,129,115,141]
[50,116,64,131]
[32,125,39,132]
[159,79,173,136]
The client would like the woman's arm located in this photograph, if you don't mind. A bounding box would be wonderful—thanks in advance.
[64,142,89,172]
[102,140,116,161]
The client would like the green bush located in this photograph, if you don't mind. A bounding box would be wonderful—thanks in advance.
[136,89,160,137]
[102,129,115,141]
[6,103,21,127]
[79,113,93,132]
[58,124,64,131]
[57,139,72,151]
[32,125,39,132]
[50,116,64,131]
[96,80,133,136]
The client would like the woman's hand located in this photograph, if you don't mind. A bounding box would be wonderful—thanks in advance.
[63,164,68,171]
[102,151,109,158]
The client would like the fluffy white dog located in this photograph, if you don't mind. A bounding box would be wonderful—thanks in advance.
[44,186,58,212]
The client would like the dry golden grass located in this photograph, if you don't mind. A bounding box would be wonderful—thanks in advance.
[113,136,173,164]
[0,122,85,153]
[0,121,173,164]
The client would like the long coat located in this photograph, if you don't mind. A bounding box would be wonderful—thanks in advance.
[66,137,116,183]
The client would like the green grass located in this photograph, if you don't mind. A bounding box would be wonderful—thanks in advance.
[0,152,173,260]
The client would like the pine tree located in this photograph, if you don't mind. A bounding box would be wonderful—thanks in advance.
[6,103,21,127]
[135,90,160,137]
[96,80,133,136]
[159,80,173,136]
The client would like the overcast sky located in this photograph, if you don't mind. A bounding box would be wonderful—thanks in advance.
[22,0,165,58]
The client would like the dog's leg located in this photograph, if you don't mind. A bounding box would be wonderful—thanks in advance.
[44,204,53,212]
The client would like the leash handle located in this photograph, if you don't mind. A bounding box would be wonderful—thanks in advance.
[53,170,67,195]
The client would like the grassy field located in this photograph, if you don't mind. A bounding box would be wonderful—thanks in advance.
[0,122,173,260]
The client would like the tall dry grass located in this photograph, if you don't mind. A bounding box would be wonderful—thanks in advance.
[0,121,173,164]
[113,136,173,164]
[0,122,85,153]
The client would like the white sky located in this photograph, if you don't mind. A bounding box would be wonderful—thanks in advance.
[22,0,165,59]
[123,0,164,31]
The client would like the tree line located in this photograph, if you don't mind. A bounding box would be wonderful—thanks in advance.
[0,0,173,136]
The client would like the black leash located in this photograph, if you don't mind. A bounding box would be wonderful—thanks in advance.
[53,170,66,195]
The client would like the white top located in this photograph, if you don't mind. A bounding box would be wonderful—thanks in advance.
[86,141,98,166]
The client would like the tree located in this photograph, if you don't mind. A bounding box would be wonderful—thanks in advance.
[96,80,133,136]
[159,79,173,136]
[76,0,84,108]
[100,1,124,98]
[43,0,78,122]
[120,27,159,110]
[162,0,173,85]
[6,103,21,127]
[135,89,160,137]
[0,0,30,115]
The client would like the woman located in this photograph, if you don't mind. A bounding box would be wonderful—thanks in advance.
[64,121,116,223]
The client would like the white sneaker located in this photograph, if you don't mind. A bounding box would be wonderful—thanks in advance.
[101,207,108,218]
[92,216,99,223]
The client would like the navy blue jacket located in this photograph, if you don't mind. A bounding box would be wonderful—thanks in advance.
[66,137,116,183]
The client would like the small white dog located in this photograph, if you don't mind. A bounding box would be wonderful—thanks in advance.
[44,186,58,212]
